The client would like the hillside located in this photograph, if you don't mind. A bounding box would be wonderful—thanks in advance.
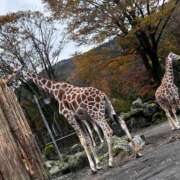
[52,37,122,82]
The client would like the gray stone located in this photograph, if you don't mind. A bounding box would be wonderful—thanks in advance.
[49,165,61,175]
[131,98,143,110]
[69,144,83,154]
[143,102,158,117]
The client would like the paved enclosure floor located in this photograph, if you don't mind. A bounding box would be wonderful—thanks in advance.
[54,122,180,180]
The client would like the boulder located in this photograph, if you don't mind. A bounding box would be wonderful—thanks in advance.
[45,160,54,169]
[112,136,131,156]
[49,165,61,175]
[46,135,134,176]
[65,152,88,172]
[69,144,83,154]
[143,102,158,117]
[152,112,166,123]
[131,98,143,110]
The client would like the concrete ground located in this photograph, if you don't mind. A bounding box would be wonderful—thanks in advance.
[54,122,180,180]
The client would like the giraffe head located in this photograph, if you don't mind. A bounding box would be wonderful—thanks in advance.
[168,52,180,61]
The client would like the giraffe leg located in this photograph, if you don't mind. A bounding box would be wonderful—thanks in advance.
[96,119,113,167]
[165,110,177,130]
[82,120,102,169]
[172,108,180,129]
[158,103,177,130]
[119,119,142,157]
[83,121,97,147]
[106,133,113,167]
[63,113,97,172]
[88,140,102,170]
[93,122,104,144]
[79,134,97,173]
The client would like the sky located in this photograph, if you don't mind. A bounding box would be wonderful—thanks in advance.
[0,0,94,60]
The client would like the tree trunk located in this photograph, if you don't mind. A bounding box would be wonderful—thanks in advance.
[147,48,162,83]
[0,80,48,180]
[135,31,162,83]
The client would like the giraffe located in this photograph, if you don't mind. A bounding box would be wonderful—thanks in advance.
[155,52,180,130]
[20,70,142,172]
[84,120,104,147]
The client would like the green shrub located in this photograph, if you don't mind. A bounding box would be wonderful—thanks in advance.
[113,98,131,112]
[44,144,56,160]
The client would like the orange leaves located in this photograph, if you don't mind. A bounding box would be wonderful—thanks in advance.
[73,48,153,99]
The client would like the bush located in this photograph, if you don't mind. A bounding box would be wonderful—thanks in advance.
[44,144,56,160]
[113,98,131,112]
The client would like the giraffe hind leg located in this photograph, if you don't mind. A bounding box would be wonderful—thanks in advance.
[157,101,177,130]
[93,122,104,144]
[171,108,180,129]
[75,113,101,171]
[95,118,113,167]
[165,109,177,130]
[83,121,97,147]
[66,113,97,172]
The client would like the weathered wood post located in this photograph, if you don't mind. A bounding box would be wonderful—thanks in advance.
[0,79,48,180]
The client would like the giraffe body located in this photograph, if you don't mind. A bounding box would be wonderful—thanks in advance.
[25,72,141,171]
[155,52,180,130]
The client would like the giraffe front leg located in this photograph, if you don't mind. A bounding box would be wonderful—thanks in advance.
[79,134,97,173]
[88,139,102,170]
[63,112,97,173]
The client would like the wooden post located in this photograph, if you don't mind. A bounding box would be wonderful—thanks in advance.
[33,95,62,161]
[0,80,48,180]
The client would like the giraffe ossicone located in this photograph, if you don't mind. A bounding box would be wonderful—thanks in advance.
[155,52,180,130]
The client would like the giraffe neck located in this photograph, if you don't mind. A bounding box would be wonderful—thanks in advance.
[162,57,174,83]
[27,73,71,98]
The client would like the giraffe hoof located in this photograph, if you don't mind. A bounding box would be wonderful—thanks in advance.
[96,164,103,170]
[136,152,143,158]
[108,162,113,168]
[91,169,97,175]
[172,128,180,131]
[108,164,113,168]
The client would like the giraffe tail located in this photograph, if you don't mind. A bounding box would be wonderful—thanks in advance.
[104,95,121,127]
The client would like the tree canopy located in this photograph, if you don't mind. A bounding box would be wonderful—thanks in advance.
[43,0,180,83]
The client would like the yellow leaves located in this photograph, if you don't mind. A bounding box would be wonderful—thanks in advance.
[73,47,152,98]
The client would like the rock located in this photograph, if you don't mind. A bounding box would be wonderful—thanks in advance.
[152,112,166,123]
[130,135,146,149]
[45,160,54,169]
[112,136,131,156]
[143,102,158,117]
[129,116,149,130]
[49,165,61,175]
[96,141,108,155]
[120,109,142,120]
[69,144,83,154]
[46,152,88,176]
[62,152,88,173]
[46,136,135,176]
[131,98,143,110]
